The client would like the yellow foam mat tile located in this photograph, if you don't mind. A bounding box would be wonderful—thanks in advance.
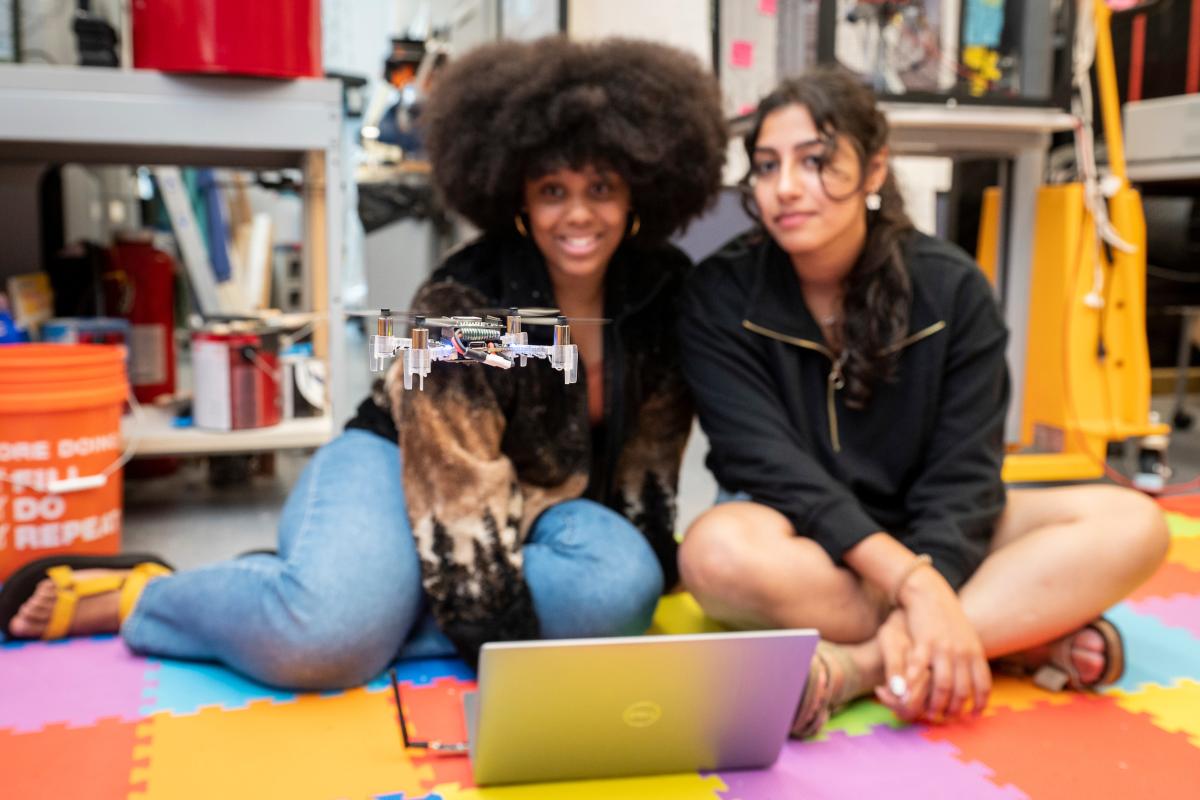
[1165,512,1200,539]
[128,687,432,799]
[430,772,727,800]
[648,593,728,636]
[1167,538,1200,571]
[1109,680,1200,748]
[981,675,1078,716]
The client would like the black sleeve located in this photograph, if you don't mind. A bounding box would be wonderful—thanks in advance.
[902,269,1008,589]
[678,267,884,564]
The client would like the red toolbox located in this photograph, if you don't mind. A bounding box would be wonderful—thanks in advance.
[131,0,321,79]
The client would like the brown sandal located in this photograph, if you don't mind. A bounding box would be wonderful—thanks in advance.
[994,617,1126,692]
[790,641,865,739]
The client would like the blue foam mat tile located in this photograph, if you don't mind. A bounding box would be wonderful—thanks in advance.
[141,658,298,715]
[365,657,476,691]
[1105,602,1200,693]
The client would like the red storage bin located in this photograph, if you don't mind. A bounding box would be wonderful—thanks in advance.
[131,0,322,79]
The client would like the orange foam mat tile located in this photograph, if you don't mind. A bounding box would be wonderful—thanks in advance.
[0,716,141,800]
[1157,495,1200,517]
[1109,679,1200,748]
[923,694,1200,798]
[127,687,434,800]
[980,675,1077,716]
[1128,561,1200,602]
[394,677,477,792]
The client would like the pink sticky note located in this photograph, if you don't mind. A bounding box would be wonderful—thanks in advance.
[759,0,777,14]
[730,40,754,69]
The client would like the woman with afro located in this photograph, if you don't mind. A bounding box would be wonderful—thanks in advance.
[1,36,728,687]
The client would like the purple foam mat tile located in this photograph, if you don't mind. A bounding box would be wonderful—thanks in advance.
[714,726,1028,800]
[0,635,156,733]
[1127,594,1200,641]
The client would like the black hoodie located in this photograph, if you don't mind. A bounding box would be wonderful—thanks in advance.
[678,230,1008,589]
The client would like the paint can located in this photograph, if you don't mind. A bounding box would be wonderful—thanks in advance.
[191,328,282,431]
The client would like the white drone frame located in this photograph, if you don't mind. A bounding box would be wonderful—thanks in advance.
[368,311,579,390]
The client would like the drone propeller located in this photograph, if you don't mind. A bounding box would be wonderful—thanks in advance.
[346,309,461,327]
[473,306,562,318]
[522,316,610,326]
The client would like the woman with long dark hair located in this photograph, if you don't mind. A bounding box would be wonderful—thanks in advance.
[677,66,1168,736]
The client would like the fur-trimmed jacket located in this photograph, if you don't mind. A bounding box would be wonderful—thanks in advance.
[346,235,694,663]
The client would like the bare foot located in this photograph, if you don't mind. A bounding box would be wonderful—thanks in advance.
[1065,626,1107,685]
[8,569,130,639]
[1015,625,1108,686]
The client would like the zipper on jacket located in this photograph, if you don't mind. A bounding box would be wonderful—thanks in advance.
[741,320,845,452]
[740,318,947,453]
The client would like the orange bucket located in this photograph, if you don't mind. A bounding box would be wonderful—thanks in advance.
[0,344,128,581]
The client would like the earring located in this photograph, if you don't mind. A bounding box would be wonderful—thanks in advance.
[514,214,529,237]
[865,192,882,211]
[628,214,641,238]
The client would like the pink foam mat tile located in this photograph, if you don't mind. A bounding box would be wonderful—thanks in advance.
[0,635,156,733]
[715,725,1027,800]
[1126,593,1200,641]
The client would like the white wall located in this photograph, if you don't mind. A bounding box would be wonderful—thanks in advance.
[569,0,711,65]
[891,156,953,237]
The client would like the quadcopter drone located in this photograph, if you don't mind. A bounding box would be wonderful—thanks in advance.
[364,307,581,391]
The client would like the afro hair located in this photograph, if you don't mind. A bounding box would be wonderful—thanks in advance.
[423,36,728,244]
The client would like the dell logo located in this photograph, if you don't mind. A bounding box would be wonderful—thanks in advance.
[622,701,662,728]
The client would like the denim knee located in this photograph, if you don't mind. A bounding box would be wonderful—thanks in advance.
[528,499,664,638]
[246,605,405,690]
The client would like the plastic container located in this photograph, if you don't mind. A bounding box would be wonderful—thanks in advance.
[0,344,127,581]
[131,0,322,79]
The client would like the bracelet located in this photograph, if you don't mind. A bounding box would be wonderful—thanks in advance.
[890,554,934,606]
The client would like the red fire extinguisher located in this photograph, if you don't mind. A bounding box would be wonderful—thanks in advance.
[105,232,176,403]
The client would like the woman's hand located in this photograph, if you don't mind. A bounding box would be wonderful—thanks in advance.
[874,607,931,722]
[896,567,991,720]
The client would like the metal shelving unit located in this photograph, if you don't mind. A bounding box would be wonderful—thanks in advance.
[0,63,347,456]
[121,405,333,457]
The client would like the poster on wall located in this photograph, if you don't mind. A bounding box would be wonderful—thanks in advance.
[833,0,961,95]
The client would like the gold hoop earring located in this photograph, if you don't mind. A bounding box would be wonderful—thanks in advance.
[628,214,641,238]
[514,214,529,237]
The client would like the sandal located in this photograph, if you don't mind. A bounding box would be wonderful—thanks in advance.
[791,641,865,739]
[994,617,1125,692]
[0,553,173,640]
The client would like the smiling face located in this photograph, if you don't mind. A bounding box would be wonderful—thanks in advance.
[749,104,886,282]
[522,165,632,286]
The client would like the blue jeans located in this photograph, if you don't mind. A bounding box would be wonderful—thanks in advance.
[121,429,663,689]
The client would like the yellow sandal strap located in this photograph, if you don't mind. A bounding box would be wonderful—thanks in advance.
[42,566,125,640]
[118,563,172,624]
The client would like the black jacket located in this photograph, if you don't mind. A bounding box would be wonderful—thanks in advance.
[349,234,694,662]
[678,231,1008,588]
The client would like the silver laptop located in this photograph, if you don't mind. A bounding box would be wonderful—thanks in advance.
[461,629,818,786]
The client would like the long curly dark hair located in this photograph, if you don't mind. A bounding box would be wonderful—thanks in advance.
[741,66,914,409]
[423,36,727,244]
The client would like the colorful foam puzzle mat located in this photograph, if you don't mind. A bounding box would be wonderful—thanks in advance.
[3,505,1200,798]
